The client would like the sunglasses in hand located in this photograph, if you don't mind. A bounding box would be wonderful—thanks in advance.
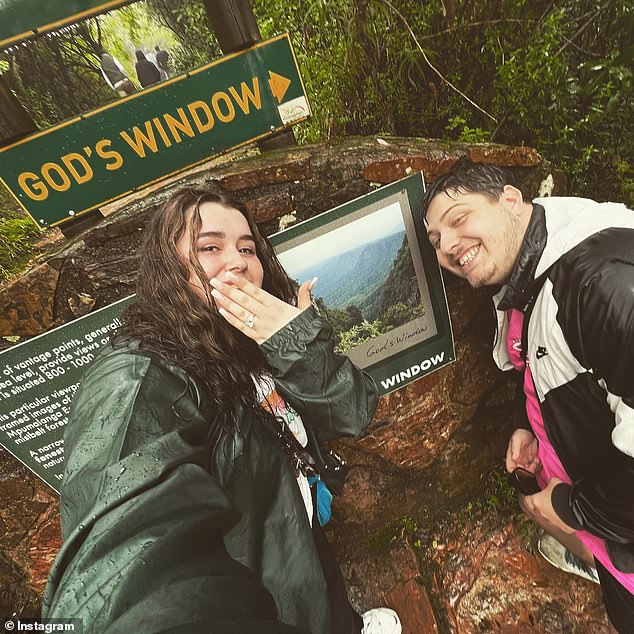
[507,467,541,496]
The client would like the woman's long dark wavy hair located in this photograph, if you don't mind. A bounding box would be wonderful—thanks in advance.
[115,187,295,436]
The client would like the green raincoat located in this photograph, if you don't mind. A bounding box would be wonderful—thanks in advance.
[42,307,378,633]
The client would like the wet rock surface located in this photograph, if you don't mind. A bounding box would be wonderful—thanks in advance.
[0,449,59,617]
[0,137,609,631]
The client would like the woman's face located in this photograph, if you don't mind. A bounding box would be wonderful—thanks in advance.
[177,201,264,299]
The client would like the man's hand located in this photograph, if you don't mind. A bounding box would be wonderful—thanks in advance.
[520,477,576,534]
[506,428,541,473]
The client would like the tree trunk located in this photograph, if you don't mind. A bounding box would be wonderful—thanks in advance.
[0,76,37,147]
[201,0,296,150]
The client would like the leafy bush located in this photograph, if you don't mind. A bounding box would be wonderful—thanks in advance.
[335,319,385,353]
[0,215,40,282]
[382,302,425,329]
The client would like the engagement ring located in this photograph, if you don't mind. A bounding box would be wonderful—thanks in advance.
[244,313,255,328]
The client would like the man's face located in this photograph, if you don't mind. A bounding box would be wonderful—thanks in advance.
[425,187,526,288]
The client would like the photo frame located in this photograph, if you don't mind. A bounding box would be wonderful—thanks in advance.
[270,172,455,396]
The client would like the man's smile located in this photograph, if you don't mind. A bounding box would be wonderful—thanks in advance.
[458,243,481,268]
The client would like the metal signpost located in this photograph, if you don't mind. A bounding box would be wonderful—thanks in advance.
[0,34,310,230]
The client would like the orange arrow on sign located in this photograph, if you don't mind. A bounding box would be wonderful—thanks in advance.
[268,71,291,103]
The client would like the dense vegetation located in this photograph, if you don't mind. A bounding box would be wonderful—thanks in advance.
[253,0,633,206]
[0,0,632,282]
[315,235,424,352]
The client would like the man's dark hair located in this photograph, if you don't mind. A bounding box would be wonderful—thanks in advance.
[421,160,511,220]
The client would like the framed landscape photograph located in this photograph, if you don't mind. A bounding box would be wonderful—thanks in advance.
[270,172,454,395]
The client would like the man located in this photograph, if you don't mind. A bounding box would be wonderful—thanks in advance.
[99,51,136,97]
[155,45,170,79]
[422,161,634,632]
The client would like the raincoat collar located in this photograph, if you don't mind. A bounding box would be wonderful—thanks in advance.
[497,203,547,311]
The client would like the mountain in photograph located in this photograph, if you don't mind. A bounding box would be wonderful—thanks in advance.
[292,229,405,310]
[377,235,421,315]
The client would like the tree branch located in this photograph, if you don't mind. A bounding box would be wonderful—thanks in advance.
[377,0,497,123]
[418,18,534,41]
[557,6,603,56]
[558,33,602,58]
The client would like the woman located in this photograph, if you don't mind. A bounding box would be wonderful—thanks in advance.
[42,189,400,634]
[134,49,161,88]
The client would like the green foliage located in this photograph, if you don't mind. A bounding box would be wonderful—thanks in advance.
[0,22,113,127]
[382,302,425,329]
[377,235,421,320]
[0,216,39,276]
[0,205,40,282]
[253,0,633,205]
[145,0,221,73]
[334,319,384,353]
[0,0,201,129]
[368,515,419,554]
[317,230,426,351]
[445,115,490,143]
[100,2,179,81]
[464,465,516,516]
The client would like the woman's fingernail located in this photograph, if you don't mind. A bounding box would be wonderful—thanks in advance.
[309,276,318,290]
[218,307,228,317]
[210,277,220,288]
[225,271,237,280]
[211,288,221,299]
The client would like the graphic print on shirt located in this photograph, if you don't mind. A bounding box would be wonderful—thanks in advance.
[256,378,314,524]
[260,386,308,448]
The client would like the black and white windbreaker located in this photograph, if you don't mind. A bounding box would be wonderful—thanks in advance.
[492,196,634,572]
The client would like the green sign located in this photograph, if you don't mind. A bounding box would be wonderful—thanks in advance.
[0,297,134,492]
[0,0,134,48]
[0,34,310,229]
[270,172,454,396]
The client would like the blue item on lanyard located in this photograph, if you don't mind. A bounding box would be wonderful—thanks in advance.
[308,474,333,526]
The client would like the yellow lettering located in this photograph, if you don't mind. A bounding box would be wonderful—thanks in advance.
[152,118,172,148]
[211,92,235,123]
[61,152,93,185]
[187,101,214,133]
[164,108,195,144]
[42,162,71,192]
[17,172,48,201]
[119,121,158,158]
[229,78,261,114]
[95,139,123,171]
